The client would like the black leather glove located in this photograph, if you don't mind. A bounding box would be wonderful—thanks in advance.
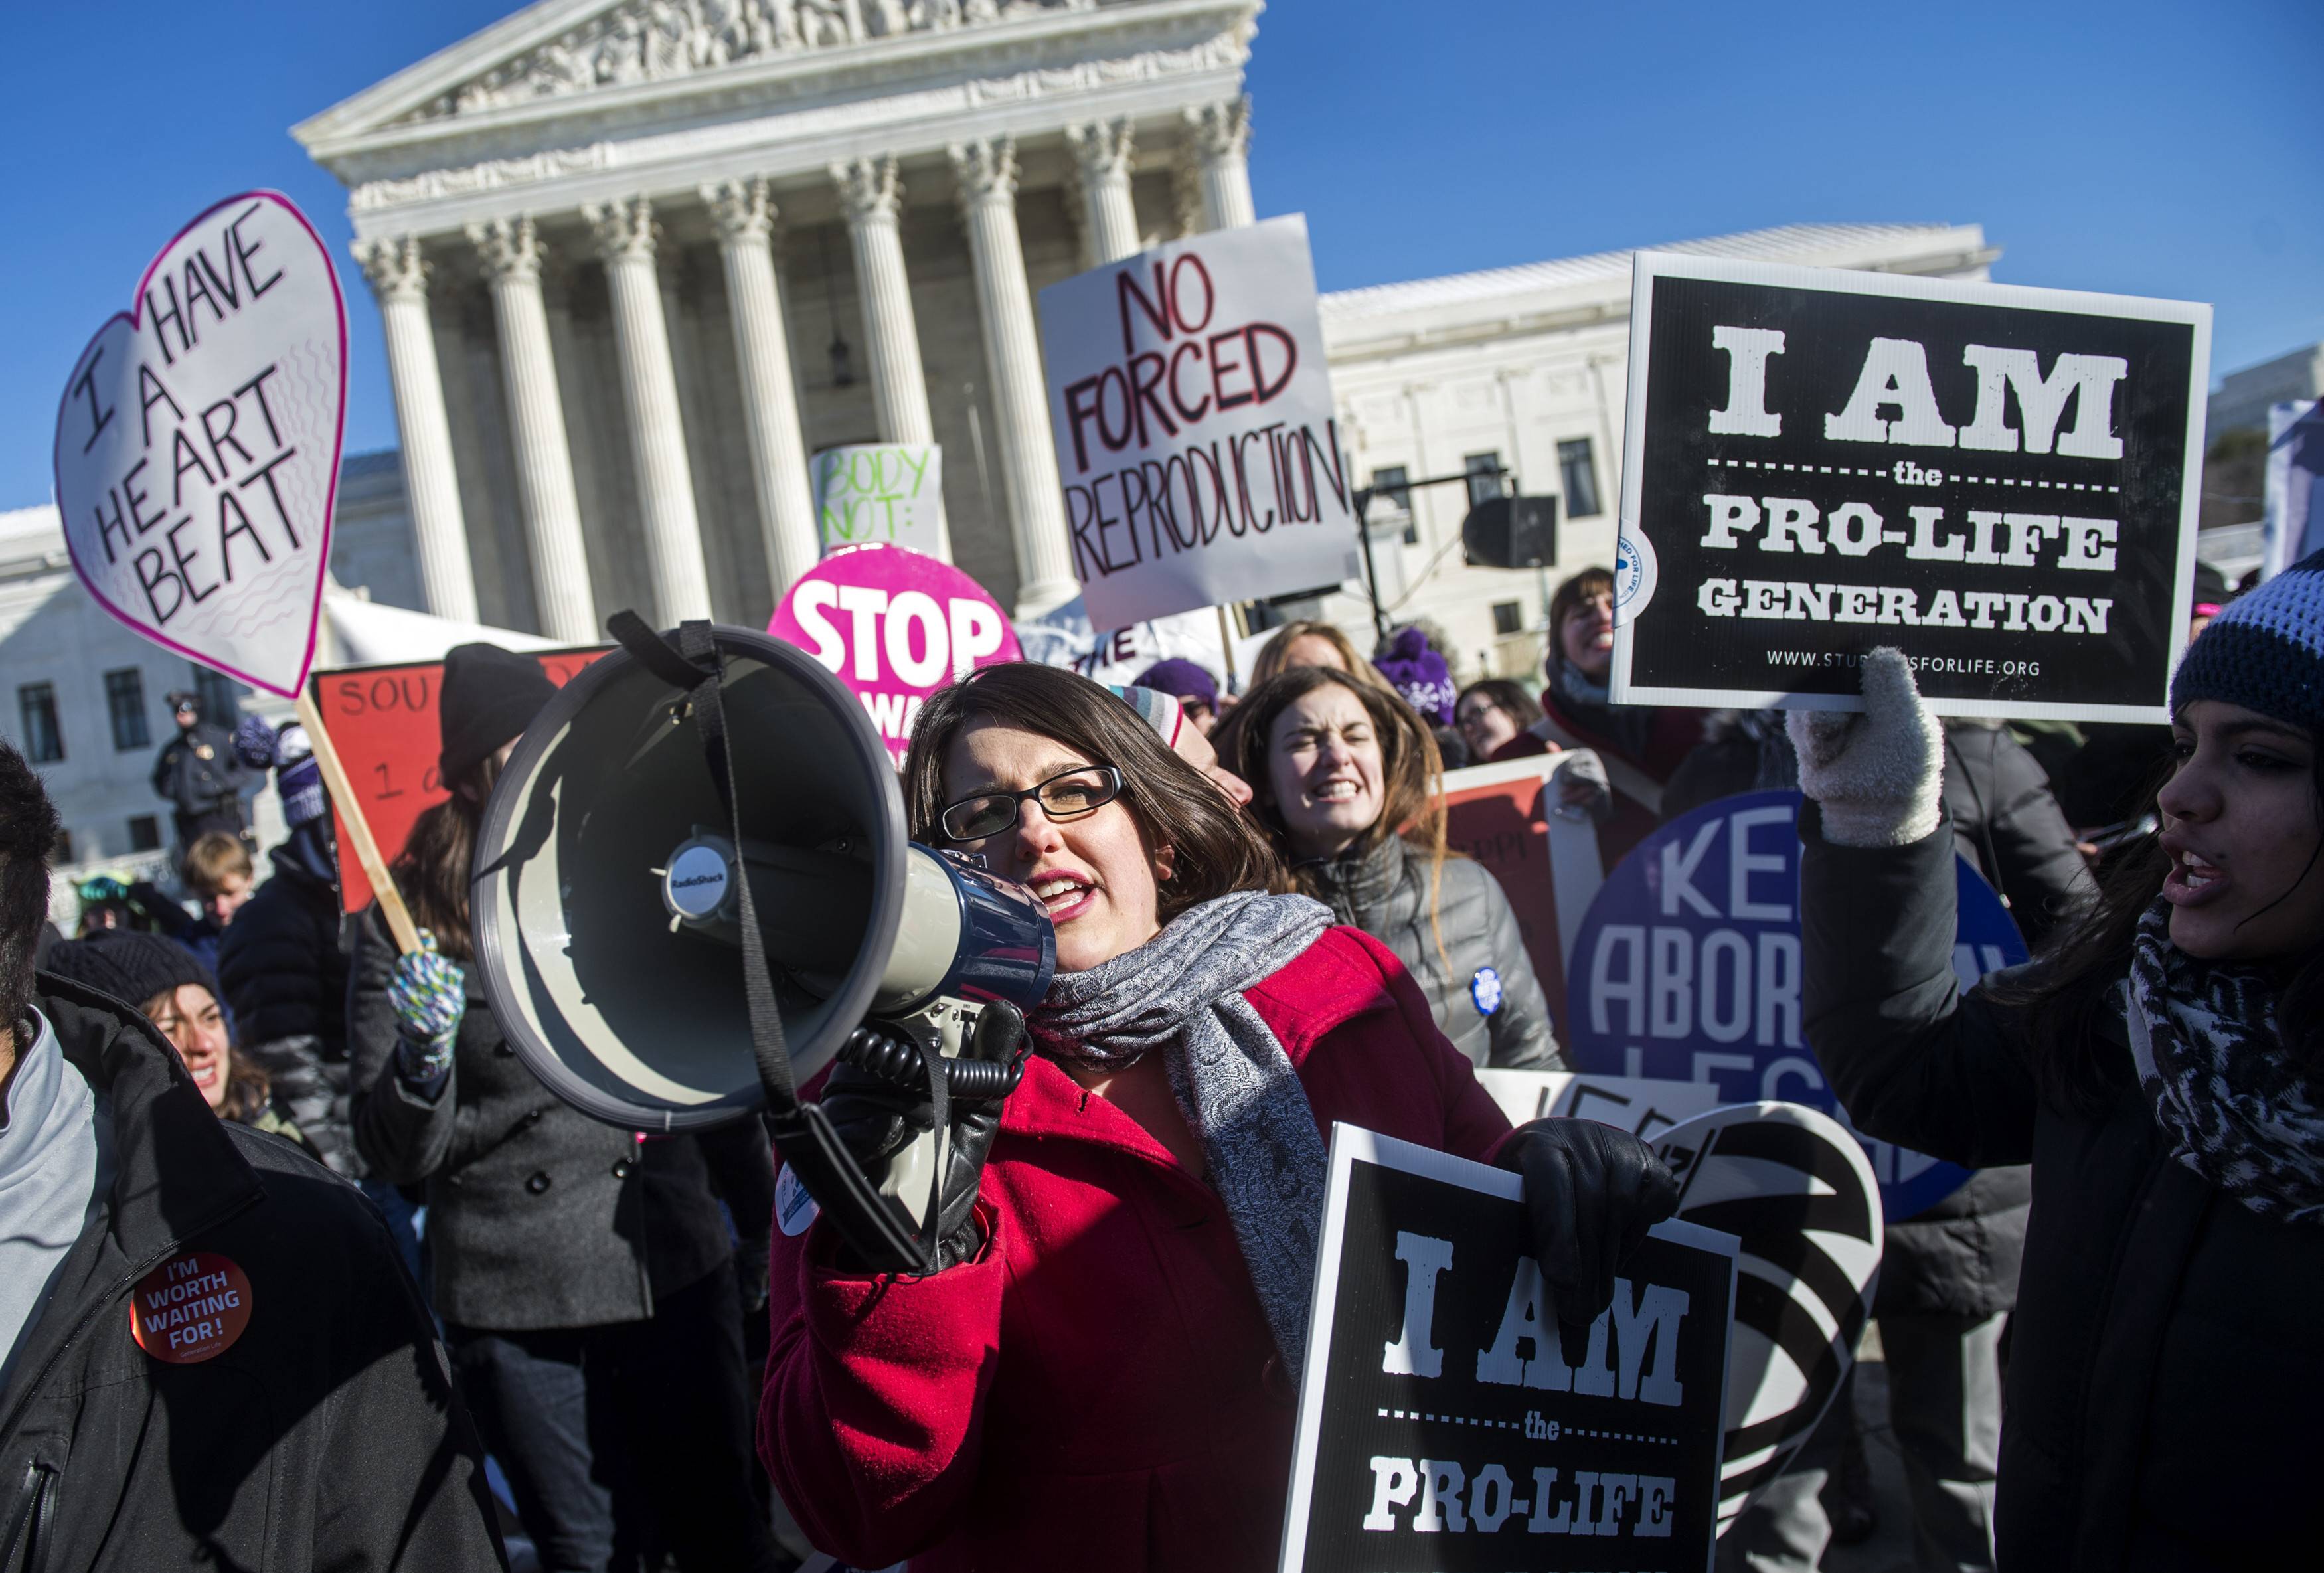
[1495,1118,1682,1344]
[818,1001,1027,1272]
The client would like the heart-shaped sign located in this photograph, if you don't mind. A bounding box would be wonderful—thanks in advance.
[53,191,346,698]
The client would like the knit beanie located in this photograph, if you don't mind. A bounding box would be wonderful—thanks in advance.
[1372,625,1457,727]
[44,930,217,1011]
[1133,657,1218,710]
[2171,549,2324,734]
[1107,684,1187,748]
[439,643,558,786]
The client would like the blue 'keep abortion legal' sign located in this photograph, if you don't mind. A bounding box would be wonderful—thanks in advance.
[1564,791,2026,1220]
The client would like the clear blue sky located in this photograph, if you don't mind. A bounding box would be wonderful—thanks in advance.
[3,0,2317,508]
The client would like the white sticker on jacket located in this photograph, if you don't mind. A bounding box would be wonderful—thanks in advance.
[775,1165,820,1237]
[1469,966,1504,1017]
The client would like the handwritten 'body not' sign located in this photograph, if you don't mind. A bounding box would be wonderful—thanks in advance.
[53,191,346,698]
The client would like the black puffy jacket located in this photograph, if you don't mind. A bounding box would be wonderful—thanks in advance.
[1297,834,1564,1071]
[0,976,505,1572]
[216,827,355,1173]
[1802,814,2322,1570]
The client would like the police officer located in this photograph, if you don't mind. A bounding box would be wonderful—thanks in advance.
[151,690,251,851]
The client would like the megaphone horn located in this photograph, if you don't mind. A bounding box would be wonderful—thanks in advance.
[471,614,1054,1272]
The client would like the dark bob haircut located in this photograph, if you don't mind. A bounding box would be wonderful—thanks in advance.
[900,663,1287,922]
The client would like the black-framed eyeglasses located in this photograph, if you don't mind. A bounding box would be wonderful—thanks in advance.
[940,765,1125,843]
[1455,699,1504,729]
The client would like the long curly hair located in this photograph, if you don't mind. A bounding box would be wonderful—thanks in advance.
[1224,667,1453,969]
[388,755,501,963]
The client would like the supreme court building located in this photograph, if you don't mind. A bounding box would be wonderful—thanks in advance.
[291,0,1999,669]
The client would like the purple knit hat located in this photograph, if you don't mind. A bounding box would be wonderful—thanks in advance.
[1133,657,1219,710]
[1372,626,1456,726]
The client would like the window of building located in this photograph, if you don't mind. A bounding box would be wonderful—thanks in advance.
[17,683,62,763]
[52,829,73,866]
[1465,451,1508,507]
[192,665,244,728]
[1558,438,1602,518]
[1371,465,1416,544]
[105,668,150,752]
[127,815,161,853]
[1491,600,1524,637]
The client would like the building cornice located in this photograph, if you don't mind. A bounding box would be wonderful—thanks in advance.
[299,0,1257,173]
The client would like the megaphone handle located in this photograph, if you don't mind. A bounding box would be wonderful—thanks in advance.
[295,689,422,955]
[607,612,948,1275]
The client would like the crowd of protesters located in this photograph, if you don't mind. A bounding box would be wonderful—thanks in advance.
[2,548,2315,1572]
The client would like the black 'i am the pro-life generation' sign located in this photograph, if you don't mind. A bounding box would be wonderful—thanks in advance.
[1279,1125,1738,1573]
[1610,252,2209,722]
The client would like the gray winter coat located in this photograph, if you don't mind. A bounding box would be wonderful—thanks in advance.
[348,905,774,1332]
[1299,835,1564,1071]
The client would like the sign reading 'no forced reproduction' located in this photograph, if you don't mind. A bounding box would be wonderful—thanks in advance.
[1281,1125,1736,1573]
[1040,215,1361,628]
[1610,252,2209,722]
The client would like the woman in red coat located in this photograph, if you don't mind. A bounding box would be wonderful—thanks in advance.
[758,663,1677,1571]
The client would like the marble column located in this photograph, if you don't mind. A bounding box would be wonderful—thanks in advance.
[580,197,713,624]
[352,237,478,623]
[1185,96,1256,231]
[703,178,821,598]
[830,157,936,453]
[1065,118,1141,265]
[950,137,1076,616]
[466,216,597,642]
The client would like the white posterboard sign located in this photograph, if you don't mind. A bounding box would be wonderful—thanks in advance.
[1280,1124,1736,1571]
[1039,214,1361,629]
[1610,251,2209,723]
[814,443,946,558]
[53,191,346,699]
[1473,1070,1724,1139]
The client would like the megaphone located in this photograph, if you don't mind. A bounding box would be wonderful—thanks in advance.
[471,614,1055,1271]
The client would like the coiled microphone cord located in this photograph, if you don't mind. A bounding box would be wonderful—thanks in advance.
[837,1023,1025,1102]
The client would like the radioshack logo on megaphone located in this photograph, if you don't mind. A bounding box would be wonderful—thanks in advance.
[662,840,734,922]
[768,543,1021,762]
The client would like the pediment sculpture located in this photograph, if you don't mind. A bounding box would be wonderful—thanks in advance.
[406,0,1102,122]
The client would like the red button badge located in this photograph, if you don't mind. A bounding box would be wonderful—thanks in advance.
[129,1250,252,1364]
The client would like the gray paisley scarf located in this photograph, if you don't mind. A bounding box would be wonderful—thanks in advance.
[2127,898,2324,1226]
[1029,891,1335,1365]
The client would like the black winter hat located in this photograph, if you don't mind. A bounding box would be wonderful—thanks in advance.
[44,931,218,1011]
[438,643,558,786]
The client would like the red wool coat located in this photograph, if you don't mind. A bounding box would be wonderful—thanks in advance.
[758,925,1514,1572]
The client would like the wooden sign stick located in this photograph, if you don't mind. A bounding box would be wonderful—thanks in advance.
[293,688,422,956]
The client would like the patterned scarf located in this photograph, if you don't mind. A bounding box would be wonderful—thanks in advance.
[1029,891,1335,1366]
[2127,899,2324,1226]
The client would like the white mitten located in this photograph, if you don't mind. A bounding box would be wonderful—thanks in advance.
[1785,648,1943,847]
[1549,748,1613,824]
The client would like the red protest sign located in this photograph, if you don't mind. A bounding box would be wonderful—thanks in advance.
[311,648,606,915]
[1439,754,1605,1044]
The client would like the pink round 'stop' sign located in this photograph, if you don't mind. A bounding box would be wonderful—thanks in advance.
[769,543,1021,763]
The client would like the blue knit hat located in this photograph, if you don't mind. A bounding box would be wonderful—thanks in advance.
[2171,549,2324,733]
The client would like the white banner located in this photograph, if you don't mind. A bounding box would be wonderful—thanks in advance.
[1038,214,1360,628]
[813,442,946,558]
[54,191,345,698]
